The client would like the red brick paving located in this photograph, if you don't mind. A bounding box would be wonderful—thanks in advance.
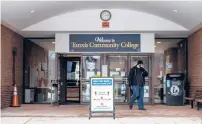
[1,105,202,118]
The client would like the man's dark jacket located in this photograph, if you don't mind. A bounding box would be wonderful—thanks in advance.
[128,66,148,87]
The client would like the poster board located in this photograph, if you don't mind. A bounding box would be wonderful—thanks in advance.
[89,77,115,119]
[101,65,108,77]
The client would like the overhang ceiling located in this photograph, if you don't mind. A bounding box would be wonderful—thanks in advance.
[30,39,55,51]
[155,39,182,54]
[1,1,202,38]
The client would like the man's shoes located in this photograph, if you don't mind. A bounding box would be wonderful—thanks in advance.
[128,104,133,110]
[139,108,146,110]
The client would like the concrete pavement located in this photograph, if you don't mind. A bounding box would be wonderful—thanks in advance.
[2,105,202,124]
[1,117,202,124]
[2,105,202,117]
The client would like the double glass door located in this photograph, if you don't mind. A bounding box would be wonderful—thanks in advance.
[80,54,151,104]
[107,55,150,103]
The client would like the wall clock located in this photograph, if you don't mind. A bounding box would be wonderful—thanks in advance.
[100,10,111,21]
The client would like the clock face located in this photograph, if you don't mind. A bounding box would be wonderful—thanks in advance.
[100,10,111,21]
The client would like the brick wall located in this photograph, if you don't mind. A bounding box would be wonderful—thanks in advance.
[188,28,202,97]
[1,25,23,109]
[0,24,2,105]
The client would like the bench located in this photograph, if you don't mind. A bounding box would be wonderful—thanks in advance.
[195,90,202,110]
[184,90,202,110]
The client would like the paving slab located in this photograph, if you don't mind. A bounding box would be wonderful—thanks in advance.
[1,117,202,124]
[1,105,202,118]
[26,117,121,124]
[1,117,32,124]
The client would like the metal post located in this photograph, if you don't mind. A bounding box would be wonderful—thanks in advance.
[51,80,53,105]
[151,53,155,105]
[12,50,16,86]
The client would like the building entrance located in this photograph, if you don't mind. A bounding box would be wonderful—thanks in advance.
[58,53,152,105]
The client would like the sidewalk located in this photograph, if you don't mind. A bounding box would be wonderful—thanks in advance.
[1,105,202,117]
[1,104,202,124]
[1,117,202,124]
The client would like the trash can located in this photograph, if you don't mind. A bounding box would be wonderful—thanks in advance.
[166,73,185,106]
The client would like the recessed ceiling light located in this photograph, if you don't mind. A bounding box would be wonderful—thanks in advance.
[30,10,35,13]
[157,42,161,44]
[52,42,55,44]
[173,10,178,13]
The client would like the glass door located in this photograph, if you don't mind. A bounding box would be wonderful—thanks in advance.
[130,55,150,103]
[107,55,128,103]
[66,57,80,103]
[59,57,81,104]
[81,56,101,103]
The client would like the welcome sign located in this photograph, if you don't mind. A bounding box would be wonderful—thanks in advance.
[69,34,141,52]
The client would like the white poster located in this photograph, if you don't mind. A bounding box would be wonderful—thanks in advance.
[91,78,114,112]
[121,72,125,77]
[144,86,149,97]
[167,63,173,69]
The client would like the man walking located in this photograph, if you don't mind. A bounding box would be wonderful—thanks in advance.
[128,60,148,110]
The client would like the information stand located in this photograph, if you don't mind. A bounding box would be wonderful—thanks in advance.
[89,77,115,119]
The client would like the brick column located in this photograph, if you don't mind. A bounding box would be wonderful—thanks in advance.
[188,28,202,97]
[1,25,23,109]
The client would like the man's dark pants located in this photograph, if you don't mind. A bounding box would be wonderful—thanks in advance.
[129,85,144,109]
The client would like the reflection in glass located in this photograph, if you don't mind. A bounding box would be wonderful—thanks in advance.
[67,61,80,80]
[114,82,127,103]
[82,82,90,103]
[25,51,56,104]
[108,56,128,103]
[66,60,80,102]
[82,56,101,79]
[108,56,127,78]
[36,88,51,103]
[82,56,100,103]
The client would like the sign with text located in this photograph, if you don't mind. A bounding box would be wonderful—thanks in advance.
[69,34,140,52]
[90,77,114,112]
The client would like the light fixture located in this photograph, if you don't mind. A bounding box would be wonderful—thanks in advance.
[30,10,35,13]
[157,42,161,44]
[155,46,157,48]
[173,10,178,13]
[52,42,55,44]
